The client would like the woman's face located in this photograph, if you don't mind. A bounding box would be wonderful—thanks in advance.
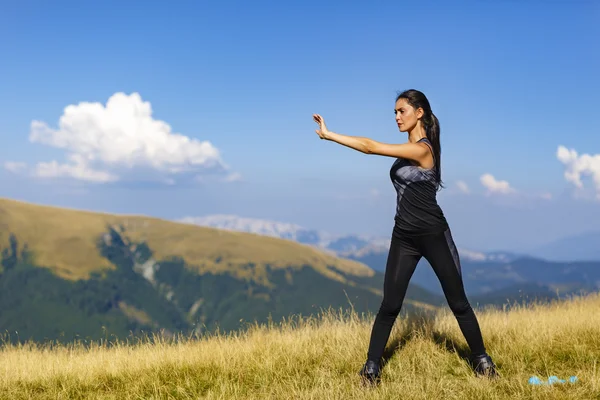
[394,98,423,132]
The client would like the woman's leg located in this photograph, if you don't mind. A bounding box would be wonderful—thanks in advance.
[365,234,421,364]
[417,228,497,376]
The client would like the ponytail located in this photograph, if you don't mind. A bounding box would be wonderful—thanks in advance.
[424,111,443,190]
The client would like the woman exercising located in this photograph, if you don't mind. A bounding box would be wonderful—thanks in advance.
[312,89,497,383]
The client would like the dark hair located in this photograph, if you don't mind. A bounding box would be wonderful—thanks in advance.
[396,89,444,190]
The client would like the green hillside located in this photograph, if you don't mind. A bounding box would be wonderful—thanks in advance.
[0,197,372,284]
[0,197,444,345]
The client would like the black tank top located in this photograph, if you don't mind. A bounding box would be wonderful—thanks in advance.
[390,138,449,237]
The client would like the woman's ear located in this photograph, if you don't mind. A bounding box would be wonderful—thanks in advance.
[416,107,424,119]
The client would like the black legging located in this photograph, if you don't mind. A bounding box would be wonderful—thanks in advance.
[367,228,487,363]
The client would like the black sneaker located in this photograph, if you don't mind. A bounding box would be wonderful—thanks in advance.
[470,353,499,378]
[359,360,381,385]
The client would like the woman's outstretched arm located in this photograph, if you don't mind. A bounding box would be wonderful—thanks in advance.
[313,113,428,161]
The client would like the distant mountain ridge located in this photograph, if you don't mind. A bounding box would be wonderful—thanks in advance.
[177,214,519,262]
[177,214,600,306]
[177,215,600,263]
[527,231,600,262]
[348,250,600,301]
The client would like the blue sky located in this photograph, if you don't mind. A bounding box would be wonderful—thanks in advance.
[1,0,599,252]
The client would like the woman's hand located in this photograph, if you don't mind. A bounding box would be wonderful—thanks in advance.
[313,114,330,140]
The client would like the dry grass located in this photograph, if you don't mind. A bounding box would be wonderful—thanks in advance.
[1,292,598,399]
[0,197,373,284]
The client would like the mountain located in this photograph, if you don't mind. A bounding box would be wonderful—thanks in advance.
[176,214,512,262]
[177,214,393,255]
[176,214,593,306]
[456,249,523,263]
[177,215,327,246]
[528,231,600,262]
[0,197,444,345]
[348,249,600,305]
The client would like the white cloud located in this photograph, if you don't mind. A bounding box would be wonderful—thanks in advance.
[15,92,235,184]
[557,145,600,199]
[224,172,243,182]
[3,161,27,174]
[480,173,515,195]
[33,153,119,182]
[540,192,553,200]
[456,180,470,194]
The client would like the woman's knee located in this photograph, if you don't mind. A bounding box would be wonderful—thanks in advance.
[378,299,403,317]
[449,299,472,316]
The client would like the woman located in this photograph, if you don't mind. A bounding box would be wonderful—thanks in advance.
[312,89,497,384]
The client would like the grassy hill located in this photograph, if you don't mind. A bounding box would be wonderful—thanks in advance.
[0,197,372,284]
[0,292,598,399]
[0,197,444,345]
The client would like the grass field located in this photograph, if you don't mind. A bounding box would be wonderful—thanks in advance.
[0,197,373,284]
[1,292,598,399]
